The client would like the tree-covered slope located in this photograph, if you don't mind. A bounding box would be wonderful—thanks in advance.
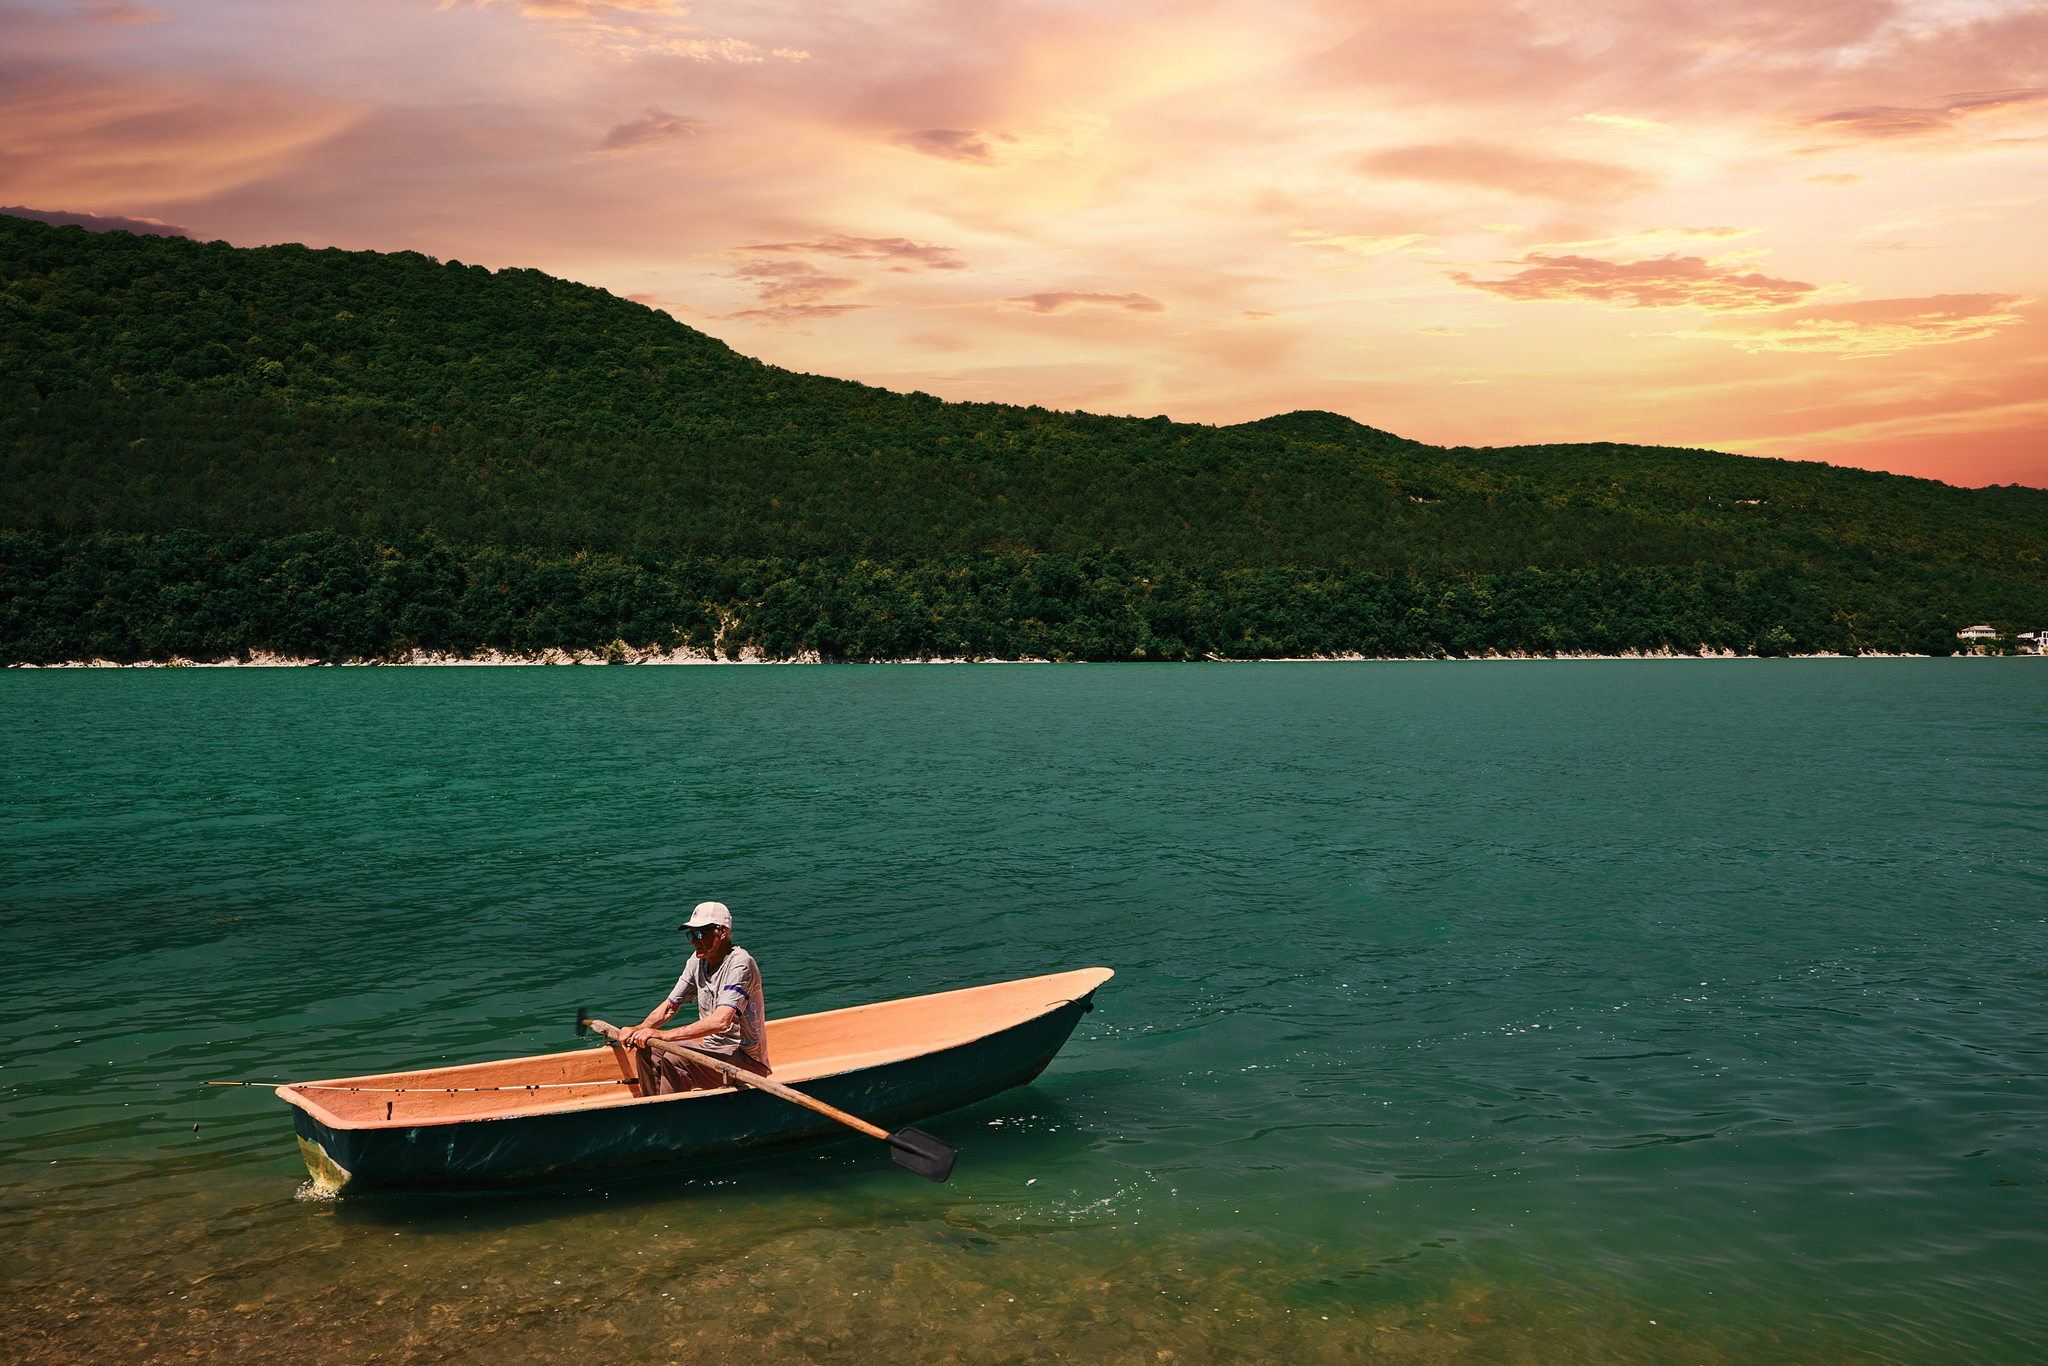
[2,212,2042,662]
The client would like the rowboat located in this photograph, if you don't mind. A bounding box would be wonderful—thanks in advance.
[278,966,1113,1193]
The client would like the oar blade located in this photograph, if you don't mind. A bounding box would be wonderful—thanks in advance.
[574,1006,589,1037]
[887,1127,957,1183]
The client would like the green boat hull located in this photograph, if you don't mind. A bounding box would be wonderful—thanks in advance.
[292,990,1098,1192]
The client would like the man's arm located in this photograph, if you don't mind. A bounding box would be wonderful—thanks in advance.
[620,999,681,1047]
[621,1002,736,1049]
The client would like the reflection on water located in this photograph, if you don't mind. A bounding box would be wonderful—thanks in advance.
[4,661,2045,1364]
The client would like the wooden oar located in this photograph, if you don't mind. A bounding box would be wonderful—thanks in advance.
[575,1009,957,1182]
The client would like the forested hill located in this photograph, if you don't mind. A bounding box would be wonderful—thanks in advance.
[2,211,2043,663]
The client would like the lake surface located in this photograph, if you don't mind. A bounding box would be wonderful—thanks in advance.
[3,659,2043,1366]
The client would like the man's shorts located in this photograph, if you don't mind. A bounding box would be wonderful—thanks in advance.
[640,1044,770,1095]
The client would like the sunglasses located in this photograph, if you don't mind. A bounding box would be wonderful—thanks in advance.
[686,926,723,941]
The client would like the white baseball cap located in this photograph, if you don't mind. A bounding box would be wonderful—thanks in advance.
[680,901,732,931]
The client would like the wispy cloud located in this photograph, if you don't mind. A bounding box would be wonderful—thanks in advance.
[1453,253,1821,312]
[1292,230,1430,258]
[1802,88,2048,142]
[739,235,964,270]
[1002,292,1166,315]
[888,114,1104,166]
[457,0,804,61]
[1574,114,1669,133]
[1361,142,1657,201]
[890,129,1015,164]
[75,0,168,23]
[1679,293,2026,356]
[1530,226,1751,252]
[593,110,706,153]
[487,0,692,16]
[0,66,360,206]
[729,260,869,321]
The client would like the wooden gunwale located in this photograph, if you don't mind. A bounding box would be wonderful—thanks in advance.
[277,967,1114,1131]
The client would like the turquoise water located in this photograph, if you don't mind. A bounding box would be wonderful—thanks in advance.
[3,660,2044,1365]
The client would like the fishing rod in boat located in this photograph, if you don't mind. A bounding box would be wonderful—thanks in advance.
[576,1008,958,1183]
[206,1080,634,1092]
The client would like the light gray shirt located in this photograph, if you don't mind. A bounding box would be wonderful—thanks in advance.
[667,947,770,1068]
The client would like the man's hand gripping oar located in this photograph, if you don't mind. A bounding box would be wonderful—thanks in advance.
[575,1008,957,1182]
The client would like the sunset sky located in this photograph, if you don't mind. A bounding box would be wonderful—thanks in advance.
[5,0,2044,485]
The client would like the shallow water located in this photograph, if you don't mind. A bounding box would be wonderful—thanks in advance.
[3,660,2044,1366]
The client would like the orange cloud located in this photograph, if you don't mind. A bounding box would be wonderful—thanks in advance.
[1452,252,1821,312]
[1002,292,1166,315]
[593,110,706,152]
[1681,293,2027,356]
[1360,141,1657,201]
[739,235,964,270]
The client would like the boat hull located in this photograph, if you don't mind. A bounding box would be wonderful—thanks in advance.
[291,987,1098,1192]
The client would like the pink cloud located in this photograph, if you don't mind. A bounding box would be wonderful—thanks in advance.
[729,304,871,320]
[1452,253,1820,311]
[889,129,1016,164]
[594,110,706,152]
[1002,292,1167,315]
[739,235,964,269]
[76,0,169,22]
[1298,0,2048,166]
[728,259,870,321]
[1360,142,1657,201]
[1804,88,2048,141]
[461,0,802,62]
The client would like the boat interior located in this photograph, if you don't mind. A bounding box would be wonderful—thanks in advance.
[281,966,1112,1129]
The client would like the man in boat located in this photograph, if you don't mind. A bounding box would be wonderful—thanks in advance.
[617,902,773,1093]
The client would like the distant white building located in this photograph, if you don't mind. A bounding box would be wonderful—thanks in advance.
[1959,625,2048,655]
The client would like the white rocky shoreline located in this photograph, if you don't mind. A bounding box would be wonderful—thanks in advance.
[10,645,1953,668]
